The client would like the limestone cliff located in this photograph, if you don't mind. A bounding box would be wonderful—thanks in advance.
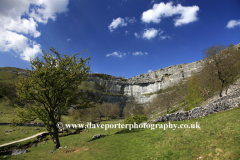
[87,60,204,104]
[88,43,240,104]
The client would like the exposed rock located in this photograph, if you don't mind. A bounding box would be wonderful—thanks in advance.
[11,149,28,155]
[87,60,204,105]
[31,144,37,147]
[91,134,101,140]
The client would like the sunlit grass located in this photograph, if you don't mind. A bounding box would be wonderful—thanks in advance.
[1,106,239,159]
[0,126,45,145]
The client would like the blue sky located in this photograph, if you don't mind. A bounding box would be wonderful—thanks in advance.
[0,0,240,78]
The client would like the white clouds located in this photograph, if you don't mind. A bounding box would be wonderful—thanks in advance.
[135,28,170,40]
[0,29,41,61]
[3,17,41,38]
[0,0,69,61]
[108,17,127,32]
[134,32,140,38]
[108,17,137,32]
[143,28,159,40]
[160,35,171,40]
[67,38,71,42]
[141,2,199,26]
[125,31,129,35]
[29,0,69,24]
[227,20,240,29]
[133,51,148,56]
[126,17,137,24]
[106,51,148,58]
[20,41,41,61]
[106,51,126,58]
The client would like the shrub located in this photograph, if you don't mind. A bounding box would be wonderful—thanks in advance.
[124,115,147,125]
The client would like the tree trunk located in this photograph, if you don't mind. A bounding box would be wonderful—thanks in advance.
[225,85,230,95]
[219,81,224,97]
[53,125,60,150]
[219,89,223,97]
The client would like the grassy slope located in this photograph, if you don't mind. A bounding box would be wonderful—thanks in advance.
[0,71,19,84]
[1,107,239,160]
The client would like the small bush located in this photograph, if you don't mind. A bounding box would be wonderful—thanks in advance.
[124,115,147,125]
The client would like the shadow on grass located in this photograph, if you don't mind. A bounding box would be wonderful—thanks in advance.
[115,128,144,134]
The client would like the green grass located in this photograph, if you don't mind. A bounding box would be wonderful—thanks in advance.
[0,67,25,71]
[169,103,185,114]
[0,67,26,84]
[0,126,45,145]
[148,100,185,120]
[0,97,20,122]
[0,97,43,123]
[1,106,239,159]
[0,71,19,84]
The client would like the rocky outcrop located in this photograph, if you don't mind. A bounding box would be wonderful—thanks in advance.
[11,149,28,155]
[88,60,204,104]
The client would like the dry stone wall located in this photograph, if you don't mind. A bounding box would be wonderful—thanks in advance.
[147,89,240,124]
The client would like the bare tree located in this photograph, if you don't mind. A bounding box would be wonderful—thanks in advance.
[202,44,240,97]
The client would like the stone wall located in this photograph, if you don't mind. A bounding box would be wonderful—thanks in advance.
[0,122,45,127]
[147,89,240,124]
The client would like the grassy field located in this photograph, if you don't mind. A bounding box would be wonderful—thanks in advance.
[0,126,45,145]
[0,106,239,159]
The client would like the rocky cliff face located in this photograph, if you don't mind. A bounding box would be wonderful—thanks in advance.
[87,60,204,104]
